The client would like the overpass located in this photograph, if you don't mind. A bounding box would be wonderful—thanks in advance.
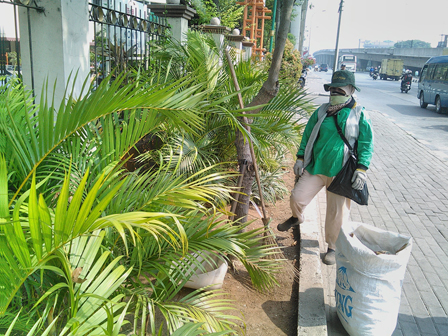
[313,47,448,73]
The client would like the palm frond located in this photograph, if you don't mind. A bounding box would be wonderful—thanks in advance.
[106,157,238,215]
[2,72,212,204]
[0,166,186,315]
[131,290,241,335]
[156,290,240,334]
[129,212,283,293]
[118,212,282,335]
[170,322,233,336]
[250,166,289,205]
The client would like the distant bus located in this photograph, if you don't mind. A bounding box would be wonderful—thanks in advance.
[339,55,357,72]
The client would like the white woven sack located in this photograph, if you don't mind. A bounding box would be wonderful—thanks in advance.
[335,222,412,336]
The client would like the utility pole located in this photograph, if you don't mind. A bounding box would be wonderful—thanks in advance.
[298,0,308,55]
[269,0,278,52]
[307,27,311,55]
[332,0,343,72]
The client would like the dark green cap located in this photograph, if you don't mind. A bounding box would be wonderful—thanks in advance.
[324,70,360,92]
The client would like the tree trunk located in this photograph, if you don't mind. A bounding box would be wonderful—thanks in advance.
[275,0,282,45]
[234,0,295,226]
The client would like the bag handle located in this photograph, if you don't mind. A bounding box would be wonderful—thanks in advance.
[331,114,356,156]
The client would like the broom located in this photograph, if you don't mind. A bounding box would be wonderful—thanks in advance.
[224,48,283,256]
[224,49,301,285]
[225,49,303,289]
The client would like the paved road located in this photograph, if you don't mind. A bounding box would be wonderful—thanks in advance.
[305,72,448,336]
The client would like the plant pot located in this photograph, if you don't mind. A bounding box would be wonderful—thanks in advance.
[173,251,228,291]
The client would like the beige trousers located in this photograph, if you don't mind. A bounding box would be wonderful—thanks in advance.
[290,170,351,250]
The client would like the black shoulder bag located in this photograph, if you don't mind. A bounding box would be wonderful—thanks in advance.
[327,114,369,205]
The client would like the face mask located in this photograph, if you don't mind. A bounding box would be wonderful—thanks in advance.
[330,95,351,106]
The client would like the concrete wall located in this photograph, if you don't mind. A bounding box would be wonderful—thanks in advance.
[19,0,90,105]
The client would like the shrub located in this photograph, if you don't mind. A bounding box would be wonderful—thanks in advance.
[263,39,303,84]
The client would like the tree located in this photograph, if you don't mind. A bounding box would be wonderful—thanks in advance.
[189,0,244,28]
[394,40,431,48]
[262,0,300,50]
[0,72,284,333]
[148,29,312,220]
[287,33,296,46]
[233,0,296,226]
[263,39,303,83]
[0,2,308,331]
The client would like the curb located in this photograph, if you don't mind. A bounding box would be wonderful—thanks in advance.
[298,73,329,335]
[298,196,328,335]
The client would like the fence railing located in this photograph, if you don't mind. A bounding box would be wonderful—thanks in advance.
[0,1,170,88]
[89,1,169,85]
[0,0,38,87]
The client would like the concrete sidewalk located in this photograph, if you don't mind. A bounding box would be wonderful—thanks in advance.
[298,72,448,336]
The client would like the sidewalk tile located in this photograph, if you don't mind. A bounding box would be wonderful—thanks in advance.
[398,321,421,336]
[421,290,447,318]
[435,323,448,335]
[398,294,415,323]
[407,264,432,292]
[392,328,404,336]
[432,286,448,312]
[415,316,438,335]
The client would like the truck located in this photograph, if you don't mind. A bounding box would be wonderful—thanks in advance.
[379,59,404,81]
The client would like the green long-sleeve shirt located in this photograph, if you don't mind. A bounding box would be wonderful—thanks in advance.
[296,105,374,177]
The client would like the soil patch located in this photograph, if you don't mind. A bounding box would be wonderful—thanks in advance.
[139,157,301,335]
[222,157,300,335]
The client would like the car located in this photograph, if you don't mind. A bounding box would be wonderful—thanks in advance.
[319,63,328,72]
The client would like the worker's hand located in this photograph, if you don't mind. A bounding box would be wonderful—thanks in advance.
[351,169,367,190]
[293,159,304,177]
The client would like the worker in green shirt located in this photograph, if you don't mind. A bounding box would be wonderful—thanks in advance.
[277,70,374,265]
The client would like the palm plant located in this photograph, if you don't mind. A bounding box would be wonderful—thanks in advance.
[0,63,284,334]
[147,31,314,202]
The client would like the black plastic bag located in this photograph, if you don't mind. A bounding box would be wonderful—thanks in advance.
[327,154,369,205]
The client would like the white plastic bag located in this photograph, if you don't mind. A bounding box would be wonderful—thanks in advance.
[335,222,412,336]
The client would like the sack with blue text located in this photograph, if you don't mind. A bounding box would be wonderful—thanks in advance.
[335,222,412,336]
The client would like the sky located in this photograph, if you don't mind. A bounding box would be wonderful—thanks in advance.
[305,0,448,55]
[0,4,15,38]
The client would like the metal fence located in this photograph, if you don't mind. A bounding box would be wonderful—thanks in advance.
[0,34,15,86]
[0,1,169,88]
[0,0,43,87]
[89,1,169,85]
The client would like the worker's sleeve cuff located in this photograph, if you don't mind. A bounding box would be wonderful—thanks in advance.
[357,163,368,171]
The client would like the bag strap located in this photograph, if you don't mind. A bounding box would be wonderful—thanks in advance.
[331,114,355,154]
